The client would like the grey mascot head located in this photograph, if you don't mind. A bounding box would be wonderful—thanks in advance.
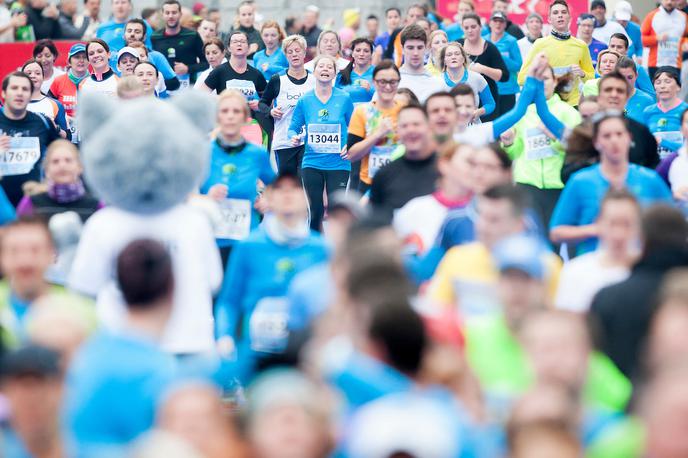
[77,92,216,214]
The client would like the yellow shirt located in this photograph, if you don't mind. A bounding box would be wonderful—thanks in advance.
[427,242,562,313]
[517,35,595,106]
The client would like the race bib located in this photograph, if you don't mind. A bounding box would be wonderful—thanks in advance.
[453,279,501,318]
[369,145,396,178]
[656,130,683,159]
[249,297,290,354]
[658,37,680,67]
[178,74,190,90]
[215,198,251,240]
[226,79,257,100]
[0,137,41,176]
[525,128,556,160]
[307,124,341,154]
[67,117,80,144]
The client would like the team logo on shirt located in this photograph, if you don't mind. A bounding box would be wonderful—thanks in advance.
[222,164,237,175]
[318,109,329,120]
[658,118,668,128]
[276,258,295,273]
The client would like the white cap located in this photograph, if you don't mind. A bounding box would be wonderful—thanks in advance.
[117,46,141,61]
[345,392,463,458]
[614,1,632,21]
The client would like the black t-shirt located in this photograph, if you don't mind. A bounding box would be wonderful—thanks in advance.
[204,61,267,101]
[626,116,659,169]
[459,39,509,121]
[0,110,60,206]
[370,154,439,220]
[151,28,208,82]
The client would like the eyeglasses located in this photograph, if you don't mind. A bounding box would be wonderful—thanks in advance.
[230,39,248,45]
[374,79,400,87]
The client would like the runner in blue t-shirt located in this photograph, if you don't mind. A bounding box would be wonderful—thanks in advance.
[336,38,376,105]
[643,67,688,159]
[550,112,672,255]
[200,90,276,264]
[252,21,289,81]
[288,55,354,231]
[615,56,655,124]
[215,173,328,357]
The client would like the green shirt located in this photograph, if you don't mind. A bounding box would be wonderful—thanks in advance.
[505,94,582,189]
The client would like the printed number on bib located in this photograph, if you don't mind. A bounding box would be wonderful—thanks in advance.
[369,145,396,178]
[249,297,290,354]
[656,131,683,159]
[215,198,251,240]
[525,128,555,160]
[0,137,41,176]
[658,37,680,67]
[226,79,258,100]
[307,124,341,154]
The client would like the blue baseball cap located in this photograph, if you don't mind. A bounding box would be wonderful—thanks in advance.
[492,235,547,279]
[68,43,86,59]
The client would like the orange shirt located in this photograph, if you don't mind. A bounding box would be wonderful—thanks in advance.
[49,73,79,118]
[348,100,402,185]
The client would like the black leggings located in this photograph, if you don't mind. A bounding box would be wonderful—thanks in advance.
[301,167,349,231]
[497,94,516,118]
[275,145,305,176]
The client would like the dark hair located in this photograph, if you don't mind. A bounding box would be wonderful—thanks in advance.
[126,18,148,39]
[399,102,427,118]
[21,59,44,76]
[367,14,378,21]
[2,71,33,93]
[609,32,629,49]
[615,56,637,75]
[482,184,528,218]
[1,216,53,249]
[549,0,570,13]
[386,7,401,16]
[339,38,374,86]
[227,30,249,46]
[86,38,110,55]
[449,83,476,99]
[134,60,159,76]
[396,87,420,105]
[117,239,174,308]
[461,12,482,25]
[368,301,427,375]
[564,123,596,167]
[400,23,427,46]
[203,37,225,53]
[161,0,181,11]
[424,91,456,111]
[141,7,157,20]
[642,205,688,258]
[485,142,512,170]
[653,66,681,87]
[32,39,59,59]
[598,70,630,95]
[372,59,400,79]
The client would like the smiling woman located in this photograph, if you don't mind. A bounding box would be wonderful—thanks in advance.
[79,38,119,99]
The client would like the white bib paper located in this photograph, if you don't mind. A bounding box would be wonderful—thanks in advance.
[215,198,251,240]
[0,137,41,176]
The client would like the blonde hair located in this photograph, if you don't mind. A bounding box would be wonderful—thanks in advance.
[116,75,143,98]
[429,30,448,47]
[217,89,250,119]
[261,20,286,42]
[44,139,80,169]
[282,34,307,53]
[595,49,621,75]
[440,42,470,71]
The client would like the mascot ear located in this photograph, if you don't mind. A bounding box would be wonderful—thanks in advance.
[168,90,217,134]
[77,92,117,143]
